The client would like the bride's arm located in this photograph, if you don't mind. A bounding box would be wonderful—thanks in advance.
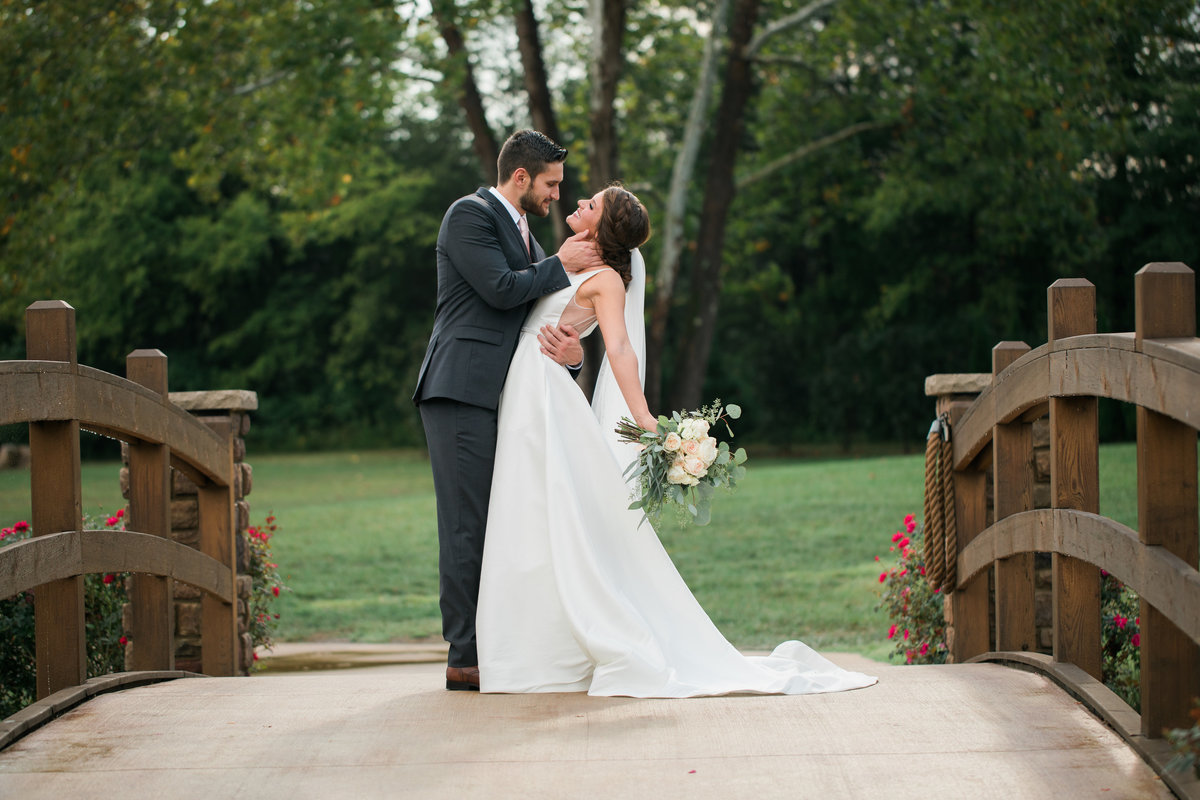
[581,270,657,431]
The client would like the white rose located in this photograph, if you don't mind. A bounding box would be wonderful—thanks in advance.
[663,432,682,451]
[667,462,690,485]
[683,455,708,479]
[679,418,710,440]
[681,438,700,457]
[698,436,719,466]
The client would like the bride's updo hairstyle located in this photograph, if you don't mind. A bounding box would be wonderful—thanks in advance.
[595,184,650,288]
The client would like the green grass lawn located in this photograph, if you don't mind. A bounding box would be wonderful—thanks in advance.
[0,443,1142,662]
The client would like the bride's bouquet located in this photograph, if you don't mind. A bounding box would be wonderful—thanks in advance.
[614,399,748,526]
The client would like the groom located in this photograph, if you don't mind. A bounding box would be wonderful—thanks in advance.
[413,130,603,691]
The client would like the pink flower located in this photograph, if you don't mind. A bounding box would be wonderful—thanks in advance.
[899,568,907,577]
[115,509,125,519]
[903,513,915,528]
[272,586,280,597]
[879,572,887,583]
[0,529,8,540]
[102,574,115,585]
[903,629,910,640]
[13,521,29,532]
[887,624,897,640]
[1114,615,1127,629]
[249,526,257,538]
[106,515,119,527]
[919,566,926,575]
[905,650,914,664]
[920,642,929,656]
[119,636,128,645]
[1135,617,1140,626]
[899,537,910,549]
[891,531,903,543]
[1131,634,1140,647]
[874,555,880,562]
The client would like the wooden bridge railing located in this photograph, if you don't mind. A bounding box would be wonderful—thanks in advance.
[937,263,1200,739]
[0,301,238,699]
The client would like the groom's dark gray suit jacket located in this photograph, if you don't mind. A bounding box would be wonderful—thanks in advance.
[413,187,571,409]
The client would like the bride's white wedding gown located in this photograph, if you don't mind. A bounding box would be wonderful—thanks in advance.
[477,256,876,697]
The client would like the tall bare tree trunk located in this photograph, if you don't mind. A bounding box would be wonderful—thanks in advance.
[587,0,627,189]
[515,0,576,245]
[670,0,761,411]
[432,2,498,184]
[645,0,729,410]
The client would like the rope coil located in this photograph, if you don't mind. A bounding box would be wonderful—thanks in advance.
[922,414,958,593]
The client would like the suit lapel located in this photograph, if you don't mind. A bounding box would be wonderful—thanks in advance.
[476,188,532,264]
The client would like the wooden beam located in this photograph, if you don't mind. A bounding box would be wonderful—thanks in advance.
[25,301,86,698]
[1135,262,1200,737]
[993,342,1036,653]
[125,350,174,672]
[1047,280,1102,680]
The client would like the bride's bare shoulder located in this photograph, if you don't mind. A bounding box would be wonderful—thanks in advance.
[578,267,624,298]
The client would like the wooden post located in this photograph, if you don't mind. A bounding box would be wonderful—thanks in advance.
[25,300,87,698]
[1134,262,1199,737]
[993,342,1037,652]
[1047,279,1102,679]
[125,349,174,671]
[198,417,238,676]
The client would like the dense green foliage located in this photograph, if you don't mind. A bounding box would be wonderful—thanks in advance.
[2,1,1197,449]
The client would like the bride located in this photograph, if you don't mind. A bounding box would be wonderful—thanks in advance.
[476,185,876,697]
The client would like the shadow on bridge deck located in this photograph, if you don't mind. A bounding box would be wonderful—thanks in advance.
[0,648,1188,799]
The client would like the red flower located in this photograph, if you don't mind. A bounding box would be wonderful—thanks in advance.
[891,531,903,543]
[119,636,128,645]
[0,529,8,540]
[1131,633,1140,647]
[879,572,887,583]
[115,509,125,519]
[920,642,929,656]
[105,515,119,527]
[919,566,926,575]
[887,624,897,640]
[14,520,30,532]
[903,629,910,640]
[1114,615,1127,629]
[898,537,910,549]
[272,586,280,597]
[248,526,257,537]
[899,568,908,577]
[903,513,915,530]
[253,652,260,661]
[102,574,115,585]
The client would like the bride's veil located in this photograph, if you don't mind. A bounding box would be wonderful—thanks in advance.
[591,247,646,471]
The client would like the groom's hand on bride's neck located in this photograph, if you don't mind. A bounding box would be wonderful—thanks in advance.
[557,230,604,273]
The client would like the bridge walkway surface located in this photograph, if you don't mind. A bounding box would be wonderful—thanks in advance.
[0,644,1187,799]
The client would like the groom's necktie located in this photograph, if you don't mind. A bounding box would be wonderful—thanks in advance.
[517,215,531,261]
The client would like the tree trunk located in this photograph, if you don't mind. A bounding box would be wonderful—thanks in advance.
[670,0,761,411]
[645,0,730,411]
[587,0,627,189]
[515,0,576,245]
[432,3,498,184]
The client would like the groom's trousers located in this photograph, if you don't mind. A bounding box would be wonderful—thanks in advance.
[418,397,498,669]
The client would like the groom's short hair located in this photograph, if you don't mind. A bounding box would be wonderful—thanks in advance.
[497,130,568,184]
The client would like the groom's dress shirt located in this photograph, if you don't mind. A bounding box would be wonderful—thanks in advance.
[488,187,532,261]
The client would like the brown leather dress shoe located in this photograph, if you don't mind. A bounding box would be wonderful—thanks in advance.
[446,665,480,691]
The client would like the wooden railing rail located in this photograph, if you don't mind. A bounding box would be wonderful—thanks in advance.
[938,263,1200,739]
[0,301,238,699]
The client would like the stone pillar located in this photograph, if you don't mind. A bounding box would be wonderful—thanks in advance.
[925,374,1053,656]
[121,390,258,675]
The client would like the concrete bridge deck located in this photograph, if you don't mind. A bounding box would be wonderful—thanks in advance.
[0,647,1191,799]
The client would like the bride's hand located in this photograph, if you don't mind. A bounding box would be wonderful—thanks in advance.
[636,413,659,432]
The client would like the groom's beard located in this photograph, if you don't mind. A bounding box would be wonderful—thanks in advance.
[519,186,550,217]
